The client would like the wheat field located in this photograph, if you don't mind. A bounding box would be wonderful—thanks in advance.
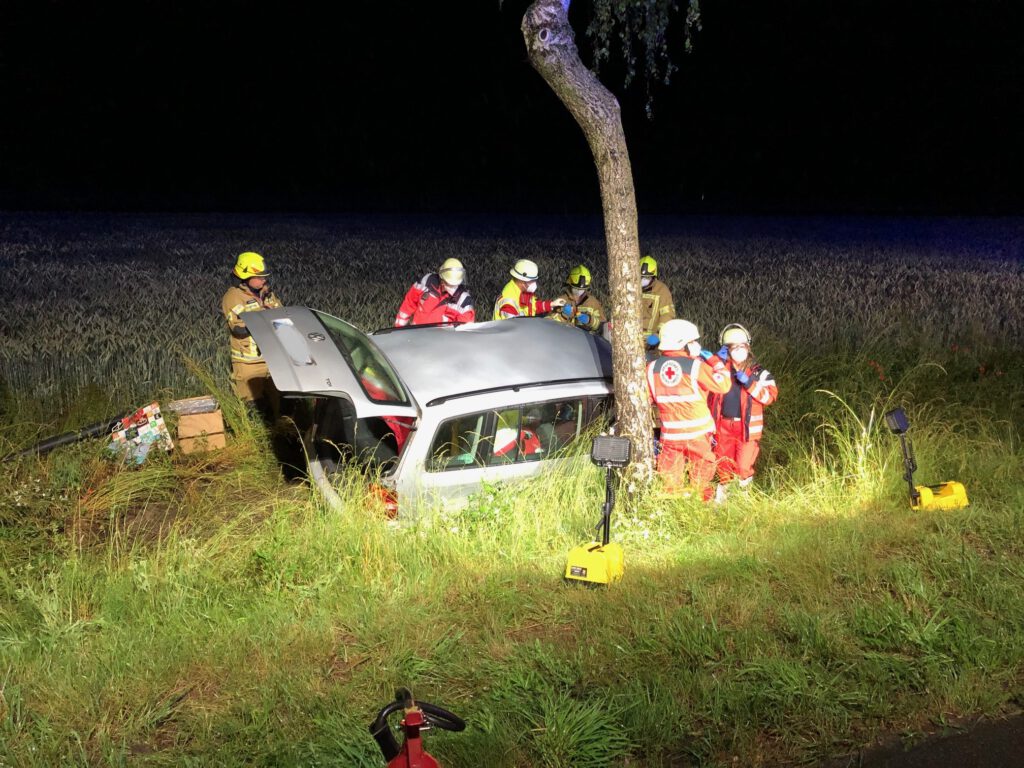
[2,213,1020,408]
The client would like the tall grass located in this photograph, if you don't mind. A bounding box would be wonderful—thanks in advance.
[2,342,1022,766]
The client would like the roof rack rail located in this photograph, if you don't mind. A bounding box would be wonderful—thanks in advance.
[372,322,467,335]
[425,376,611,408]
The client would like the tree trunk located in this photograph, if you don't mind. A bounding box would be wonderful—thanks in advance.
[521,0,654,479]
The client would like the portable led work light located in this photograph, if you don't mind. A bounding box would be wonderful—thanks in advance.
[564,435,631,585]
[590,434,631,468]
[883,408,968,511]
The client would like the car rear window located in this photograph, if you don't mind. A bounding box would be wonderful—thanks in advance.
[313,311,410,406]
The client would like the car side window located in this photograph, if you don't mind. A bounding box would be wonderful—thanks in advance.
[489,407,527,464]
[428,396,609,473]
[428,412,488,471]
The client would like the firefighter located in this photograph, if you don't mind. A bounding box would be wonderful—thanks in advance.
[646,319,732,501]
[707,324,778,502]
[221,251,282,407]
[639,255,676,351]
[551,265,604,333]
[493,259,567,319]
[394,258,475,326]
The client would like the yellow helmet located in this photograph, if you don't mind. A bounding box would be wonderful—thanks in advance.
[566,264,591,289]
[639,255,658,278]
[233,251,269,280]
[719,323,752,346]
[439,257,465,286]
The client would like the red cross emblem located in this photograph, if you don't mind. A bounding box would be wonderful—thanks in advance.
[659,360,683,387]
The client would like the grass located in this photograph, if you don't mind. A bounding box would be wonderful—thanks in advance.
[1,213,1023,765]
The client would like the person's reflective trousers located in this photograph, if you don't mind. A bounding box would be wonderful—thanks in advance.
[657,435,716,501]
[713,418,761,483]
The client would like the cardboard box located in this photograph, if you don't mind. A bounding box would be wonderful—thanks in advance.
[177,409,226,454]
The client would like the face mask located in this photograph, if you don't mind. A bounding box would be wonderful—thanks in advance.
[574,288,586,299]
[730,347,749,364]
[443,281,460,292]
[526,281,538,293]
[686,341,701,357]
[641,277,653,289]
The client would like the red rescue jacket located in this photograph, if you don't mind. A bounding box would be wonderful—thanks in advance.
[707,360,778,442]
[646,351,732,442]
[395,273,475,327]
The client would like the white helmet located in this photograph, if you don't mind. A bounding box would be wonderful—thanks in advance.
[720,323,751,346]
[510,259,539,282]
[659,319,700,351]
[439,257,465,286]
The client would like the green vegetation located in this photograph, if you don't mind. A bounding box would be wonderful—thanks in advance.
[2,214,1023,766]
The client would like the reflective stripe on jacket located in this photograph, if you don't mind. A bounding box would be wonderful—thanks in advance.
[395,272,475,326]
[493,280,553,320]
[646,351,731,441]
[222,283,281,362]
[641,278,676,336]
[707,361,778,442]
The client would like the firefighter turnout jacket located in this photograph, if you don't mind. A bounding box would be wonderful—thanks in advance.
[395,272,475,326]
[551,289,604,332]
[222,282,282,363]
[493,280,557,320]
[646,350,732,442]
[707,360,778,441]
[641,278,676,337]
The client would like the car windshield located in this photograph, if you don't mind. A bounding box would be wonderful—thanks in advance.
[313,311,410,406]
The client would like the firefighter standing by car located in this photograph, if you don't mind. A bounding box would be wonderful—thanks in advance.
[394,258,475,327]
[221,252,282,407]
[707,324,778,503]
[646,319,731,501]
[493,259,566,319]
[551,265,604,333]
[640,255,676,352]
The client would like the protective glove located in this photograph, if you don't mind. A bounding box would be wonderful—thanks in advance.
[699,348,714,361]
[561,304,574,319]
[717,345,730,361]
[576,312,591,326]
[735,369,751,386]
[646,334,660,347]
[550,298,568,310]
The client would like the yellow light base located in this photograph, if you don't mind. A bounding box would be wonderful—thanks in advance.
[565,542,624,585]
[913,482,969,511]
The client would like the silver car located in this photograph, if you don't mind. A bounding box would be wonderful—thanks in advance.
[244,308,613,516]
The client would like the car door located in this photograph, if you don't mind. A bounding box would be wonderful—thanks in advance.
[242,307,419,420]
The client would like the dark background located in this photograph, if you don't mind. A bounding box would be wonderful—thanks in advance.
[1,1,1020,214]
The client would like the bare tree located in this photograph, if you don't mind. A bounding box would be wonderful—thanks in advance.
[522,0,689,477]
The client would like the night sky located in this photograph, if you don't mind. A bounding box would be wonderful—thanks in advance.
[1,0,1020,214]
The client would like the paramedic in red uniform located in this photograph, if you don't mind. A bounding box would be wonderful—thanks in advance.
[707,324,778,503]
[646,319,732,501]
[394,258,475,326]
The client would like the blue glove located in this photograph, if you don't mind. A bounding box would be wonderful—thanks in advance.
[735,369,751,386]
[646,334,660,347]
[699,349,714,361]
[717,345,729,361]
[561,304,574,319]
[576,312,590,326]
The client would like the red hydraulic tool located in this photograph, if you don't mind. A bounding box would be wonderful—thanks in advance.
[369,688,466,768]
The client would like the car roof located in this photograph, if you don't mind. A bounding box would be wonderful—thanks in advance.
[371,318,612,408]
